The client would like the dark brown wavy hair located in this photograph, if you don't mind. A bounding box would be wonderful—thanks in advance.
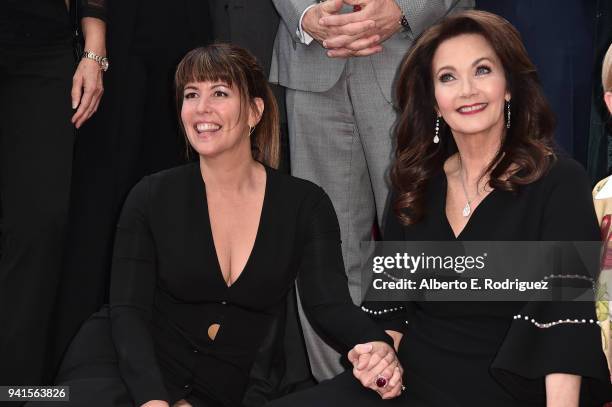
[392,10,555,225]
[175,44,280,168]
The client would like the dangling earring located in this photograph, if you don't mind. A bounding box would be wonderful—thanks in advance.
[505,100,511,129]
[247,125,255,137]
[433,115,441,144]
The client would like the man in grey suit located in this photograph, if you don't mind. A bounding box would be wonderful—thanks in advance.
[271,0,472,381]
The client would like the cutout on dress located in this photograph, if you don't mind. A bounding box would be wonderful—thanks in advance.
[208,323,221,340]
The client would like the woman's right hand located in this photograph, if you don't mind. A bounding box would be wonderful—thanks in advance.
[140,401,170,407]
[348,341,404,399]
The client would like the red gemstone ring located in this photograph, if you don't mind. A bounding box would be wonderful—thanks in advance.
[353,5,362,11]
[375,375,388,388]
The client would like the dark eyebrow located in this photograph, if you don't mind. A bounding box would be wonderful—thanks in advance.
[183,83,230,92]
[435,56,494,76]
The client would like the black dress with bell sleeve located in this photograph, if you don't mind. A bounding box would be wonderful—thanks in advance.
[361,156,612,406]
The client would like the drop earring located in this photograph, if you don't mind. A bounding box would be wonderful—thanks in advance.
[433,115,440,144]
[505,100,511,129]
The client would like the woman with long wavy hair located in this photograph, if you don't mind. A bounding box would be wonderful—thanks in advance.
[266,11,611,407]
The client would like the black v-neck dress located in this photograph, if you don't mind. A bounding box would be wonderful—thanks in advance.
[372,157,611,405]
[51,163,394,407]
[264,157,612,407]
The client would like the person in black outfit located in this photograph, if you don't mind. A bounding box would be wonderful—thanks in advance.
[37,44,401,407]
[0,0,107,386]
[265,11,612,407]
[52,0,213,375]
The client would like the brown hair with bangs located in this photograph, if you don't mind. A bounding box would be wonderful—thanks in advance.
[175,43,280,168]
[392,10,555,225]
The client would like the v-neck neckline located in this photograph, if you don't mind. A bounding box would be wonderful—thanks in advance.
[439,171,497,240]
[196,163,270,289]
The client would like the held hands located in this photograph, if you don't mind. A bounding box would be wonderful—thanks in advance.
[305,0,403,58]
[348,341,404,399]
[71,57,104,129]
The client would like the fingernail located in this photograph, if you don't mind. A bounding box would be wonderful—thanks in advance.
[72,101,77,109]
[322,41,328,48]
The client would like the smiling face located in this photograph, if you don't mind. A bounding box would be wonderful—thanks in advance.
[180,80,262,161]
[432,33,510,140]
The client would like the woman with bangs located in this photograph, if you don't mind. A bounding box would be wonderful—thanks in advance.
[36,43,400,407]
[265,10,611,407]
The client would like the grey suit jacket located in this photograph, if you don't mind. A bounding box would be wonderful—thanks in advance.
[270,0,474,102]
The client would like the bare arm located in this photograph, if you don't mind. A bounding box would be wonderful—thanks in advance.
[545,373,581,407]
[141,401,170,407]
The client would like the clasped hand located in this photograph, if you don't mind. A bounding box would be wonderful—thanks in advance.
[348,341,404,399]
[302,0,403,58]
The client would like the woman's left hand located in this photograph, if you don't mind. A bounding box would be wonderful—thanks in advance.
[71,57,104,129]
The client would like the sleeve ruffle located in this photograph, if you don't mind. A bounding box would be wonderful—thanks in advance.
[491,300,612,405]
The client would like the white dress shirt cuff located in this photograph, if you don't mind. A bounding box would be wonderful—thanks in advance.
[296,4,317,45]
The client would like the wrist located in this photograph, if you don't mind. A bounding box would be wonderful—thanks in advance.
[81,17,106,55]
[302,5,321,37]
[389,1,404,32]
[83,43,106,57]
[82,49,109,71]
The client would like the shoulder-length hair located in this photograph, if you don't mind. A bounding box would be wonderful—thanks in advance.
[392,10,555,225]
[175,44,280,168]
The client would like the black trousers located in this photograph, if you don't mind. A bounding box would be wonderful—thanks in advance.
[264,370,426,407]
[0,38,75,386]
[26,308,223,407]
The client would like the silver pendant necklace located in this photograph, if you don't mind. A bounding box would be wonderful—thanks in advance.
[458,156,473,218]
